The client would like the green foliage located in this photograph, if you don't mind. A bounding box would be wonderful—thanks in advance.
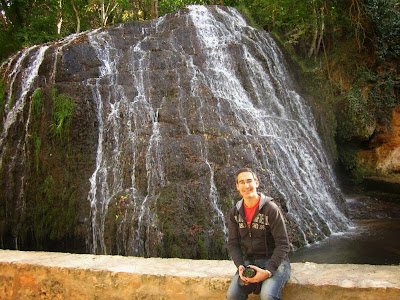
[158,0,207,16]
[0,0,133,61]
[338,145,360,175]
[196,235,209,259]
[50,88,75,139]
[364,70,397,124]
[364,0,400,61]
[219,195,234,212]
[337,67,398,142]
[212,231,228,258]
[337,88,375,142]
[235,4,260,29]
[233,0,344,57]
[33,136,42,173]
[30,88,45,173]
[31,88,43,125]
[337,144,376,182]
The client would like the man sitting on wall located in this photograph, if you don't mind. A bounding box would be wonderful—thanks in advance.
[227,168,291,300]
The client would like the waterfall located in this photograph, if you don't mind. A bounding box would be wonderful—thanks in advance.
[86,18,169,255]
[0,5,350,255]
[85,5,349,253]
[0,45,50,248]
[187,5,349,244]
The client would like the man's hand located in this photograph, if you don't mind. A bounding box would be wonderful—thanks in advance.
[238,265,249,285]
[245,265,271,283]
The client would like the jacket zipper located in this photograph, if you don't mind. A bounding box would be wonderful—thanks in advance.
[241,210,253,238]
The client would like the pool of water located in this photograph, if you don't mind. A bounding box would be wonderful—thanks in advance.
[289,218,400,265]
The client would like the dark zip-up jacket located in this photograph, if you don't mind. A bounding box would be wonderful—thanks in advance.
[227,193,290,275]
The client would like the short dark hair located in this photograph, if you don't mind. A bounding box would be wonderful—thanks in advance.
[236,168,258,183]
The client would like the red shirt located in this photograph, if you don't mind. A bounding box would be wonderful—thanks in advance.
[243,195,260,227]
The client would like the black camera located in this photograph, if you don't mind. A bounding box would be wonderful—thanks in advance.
[238,266,256,286]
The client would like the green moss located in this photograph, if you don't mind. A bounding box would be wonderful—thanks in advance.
[169,244,183,258]
[31,174,78,247]
[335,67,397,143]
[7,94,14,110]
[155,185,230,259]
[338,144,375,182]
[213,232,228,259]
[33,135,41,172]
[336,88,375,142]
[156,186,191,258]
[50,88,75,139]
[196,235,209,259]
[220,195,234,212]
[32,88,43,119]
[30,88,44,173]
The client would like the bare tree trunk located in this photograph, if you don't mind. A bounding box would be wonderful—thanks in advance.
[0,11,7,30]
[57,0,63,35]
[308,6,319,58]
[71,0,80,33]
[151,0,158,19]
[100,0,118,27]
[100,0,106,27]
[316,8,325,55]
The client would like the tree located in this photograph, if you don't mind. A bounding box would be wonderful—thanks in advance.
[57,0,64,34]
[151,0,158,19]
[71,0,82,33]
[88,0,132,27]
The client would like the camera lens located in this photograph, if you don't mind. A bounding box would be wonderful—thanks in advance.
[243,267,256,278]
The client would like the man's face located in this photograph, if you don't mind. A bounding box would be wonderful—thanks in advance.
[236,171,259,200]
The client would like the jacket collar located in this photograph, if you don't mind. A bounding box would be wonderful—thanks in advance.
[235,193,273,211]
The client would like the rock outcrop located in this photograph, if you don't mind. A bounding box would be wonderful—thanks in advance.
[359,106,400,174]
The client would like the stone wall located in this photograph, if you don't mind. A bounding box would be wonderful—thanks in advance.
[0,250,399,299]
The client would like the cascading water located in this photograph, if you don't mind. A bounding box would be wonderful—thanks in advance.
[86,19,172,255]
[0,45,50,248]
[0,5,349,256]
[187,5,349,244]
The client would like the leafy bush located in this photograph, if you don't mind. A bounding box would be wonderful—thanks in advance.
[337,66,397,142]
[337,87,375,141]
[364,0,400,61]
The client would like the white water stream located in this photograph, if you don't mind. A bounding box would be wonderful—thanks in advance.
[84,5,349,255]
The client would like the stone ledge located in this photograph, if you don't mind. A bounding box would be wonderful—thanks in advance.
[0,250,399,299]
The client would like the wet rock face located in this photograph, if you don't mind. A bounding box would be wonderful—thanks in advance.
[0,6,348,257]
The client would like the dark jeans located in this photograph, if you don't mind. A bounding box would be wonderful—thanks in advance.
[226,258,291,300]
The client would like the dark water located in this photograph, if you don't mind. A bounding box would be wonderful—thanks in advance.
[289,192,400,265]
[289,218,400,265]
